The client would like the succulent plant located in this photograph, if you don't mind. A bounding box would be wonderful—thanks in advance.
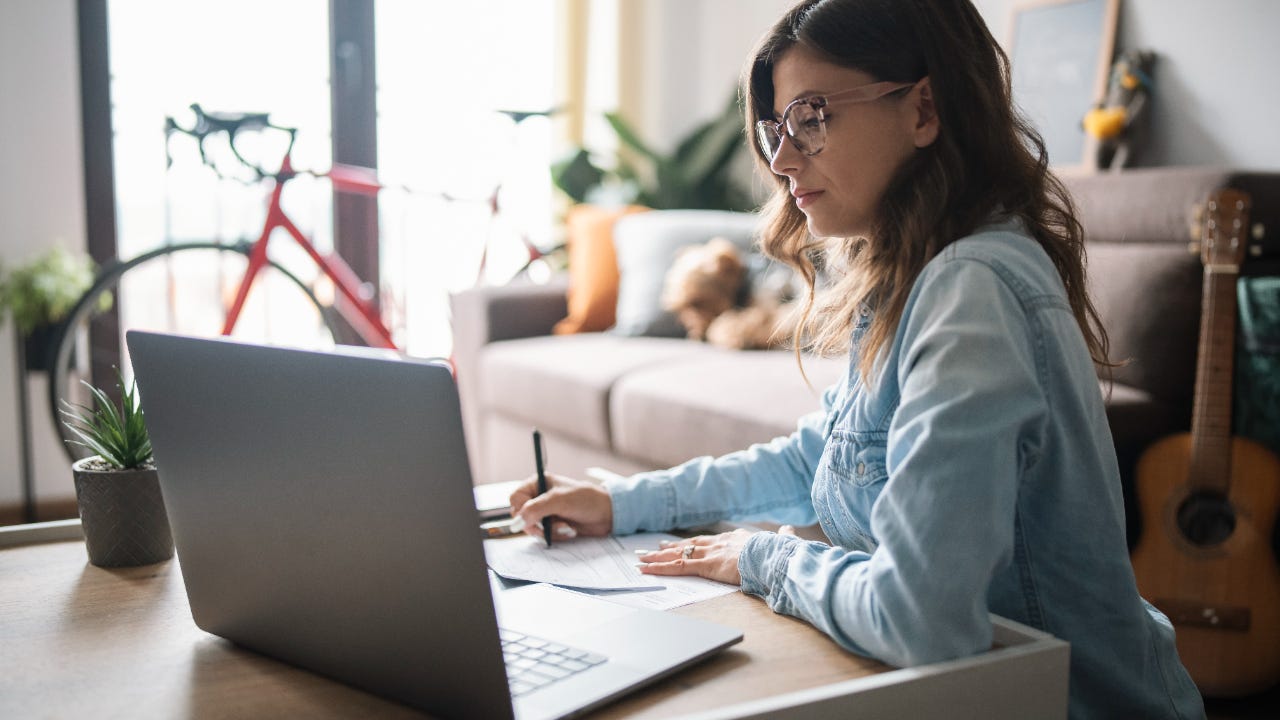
[60,370,153,470]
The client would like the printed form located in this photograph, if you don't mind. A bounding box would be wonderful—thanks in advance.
[484,535,665,591]
[483,532,737,610]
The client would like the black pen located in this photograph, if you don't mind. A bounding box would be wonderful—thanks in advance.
[533,429,552,548]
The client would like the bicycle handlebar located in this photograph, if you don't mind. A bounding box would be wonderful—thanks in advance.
[164,103,525,203]
[165,103,298,180]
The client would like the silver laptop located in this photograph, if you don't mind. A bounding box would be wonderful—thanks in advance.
[126,331,742,720]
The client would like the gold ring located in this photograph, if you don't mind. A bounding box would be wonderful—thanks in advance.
[682,545,695,559]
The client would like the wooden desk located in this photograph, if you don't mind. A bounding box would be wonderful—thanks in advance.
[0,524,1068,719]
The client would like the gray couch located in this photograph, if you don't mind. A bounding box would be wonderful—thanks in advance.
[452,167,1280,542]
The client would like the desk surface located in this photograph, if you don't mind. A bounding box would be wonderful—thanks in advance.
[0,538,891,719]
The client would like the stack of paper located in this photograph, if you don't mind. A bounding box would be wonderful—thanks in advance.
[483,532,737,611]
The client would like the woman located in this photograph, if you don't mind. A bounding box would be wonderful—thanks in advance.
[513,1,1204,716]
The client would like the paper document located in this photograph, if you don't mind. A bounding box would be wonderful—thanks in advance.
[573,533,738,611]
[484,535,665,591]
[483,532,740,609]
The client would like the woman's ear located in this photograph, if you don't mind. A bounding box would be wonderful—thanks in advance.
[911,77,940,148]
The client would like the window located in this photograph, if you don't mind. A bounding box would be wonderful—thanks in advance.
[109,0,333,259]
[375,0,558,356]
[101,0,563,361]
[106,0,334,350]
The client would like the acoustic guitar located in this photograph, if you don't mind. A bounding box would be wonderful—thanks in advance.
[1130,188,1280,697]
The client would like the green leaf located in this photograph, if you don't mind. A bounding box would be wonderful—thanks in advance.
[676,98,748,188]
[0,248,104,336]
[604,112,663,163]
[559,92,752,212]
[550,148,606,203]
[59,369,153,469]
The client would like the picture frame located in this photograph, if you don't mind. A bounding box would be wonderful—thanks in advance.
[1008,0,1119,175]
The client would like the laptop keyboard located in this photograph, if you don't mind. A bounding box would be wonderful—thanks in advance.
[500,629,608,697]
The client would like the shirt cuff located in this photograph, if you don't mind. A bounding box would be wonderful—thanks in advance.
[604,471,677,535]
[738,531,803,599]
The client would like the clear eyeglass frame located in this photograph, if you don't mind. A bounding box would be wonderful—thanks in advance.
[755,80,917,160]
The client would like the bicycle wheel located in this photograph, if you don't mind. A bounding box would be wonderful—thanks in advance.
[48,241,340,462]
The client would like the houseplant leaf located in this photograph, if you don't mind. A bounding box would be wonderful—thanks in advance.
[604,112,664,164]
[550,148,606,204]
[59,370,153,470]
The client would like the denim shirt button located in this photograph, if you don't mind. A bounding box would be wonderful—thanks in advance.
[855,461,866,476]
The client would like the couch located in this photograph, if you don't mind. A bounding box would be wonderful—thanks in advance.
[452,167,1280,543]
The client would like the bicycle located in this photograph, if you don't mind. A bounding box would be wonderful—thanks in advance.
[49,104,560,462]
[47,105,398,461]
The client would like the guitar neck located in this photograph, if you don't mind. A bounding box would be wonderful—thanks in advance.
[1189,269,1238,493]
[1187,189,1252,495]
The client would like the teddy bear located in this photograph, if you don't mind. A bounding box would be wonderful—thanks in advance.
[1082,49,1156,171]
[660,237,800,350]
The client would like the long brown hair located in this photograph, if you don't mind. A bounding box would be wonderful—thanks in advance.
[744,0,1110,380]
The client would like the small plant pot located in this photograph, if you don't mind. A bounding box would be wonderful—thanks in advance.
[21,322,60,373]
[71,457,174,568]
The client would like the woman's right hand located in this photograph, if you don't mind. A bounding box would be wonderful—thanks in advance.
[510,473,614,540]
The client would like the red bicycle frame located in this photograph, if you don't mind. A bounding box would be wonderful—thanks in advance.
[221,154,397,349]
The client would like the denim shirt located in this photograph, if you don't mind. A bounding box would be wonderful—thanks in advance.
[605,220,1205,719]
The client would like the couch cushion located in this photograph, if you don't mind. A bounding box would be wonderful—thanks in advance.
[1086,242,1201,408]
[1063,167,1280,257]
[612,210,762,337]
[610,351,847,468]
[479,334,717,448]
[552,204,649,335]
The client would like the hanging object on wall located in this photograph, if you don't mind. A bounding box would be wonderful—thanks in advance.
[1008,0,1119,174]
[1083,49,1157,171]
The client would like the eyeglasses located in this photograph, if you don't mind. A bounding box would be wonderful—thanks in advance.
[755,80,916,160]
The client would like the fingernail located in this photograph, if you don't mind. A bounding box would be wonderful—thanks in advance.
[556,525,577,538]
[633,549,652,555]
[509,517,526,533]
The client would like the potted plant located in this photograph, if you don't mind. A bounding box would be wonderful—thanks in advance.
[552,93,755,212]
[0,247,111,372]
[60,370,173,567]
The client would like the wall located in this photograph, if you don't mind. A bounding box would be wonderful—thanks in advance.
[644,0,1280,170]
[973,0,1275,168]
[622,0,792,146]
[0,0,85,515]
[615,0,792,201]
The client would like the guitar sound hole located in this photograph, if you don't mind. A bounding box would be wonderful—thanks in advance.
[1176,493,1236,547]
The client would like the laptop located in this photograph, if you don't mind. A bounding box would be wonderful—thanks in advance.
[126,331,742,720]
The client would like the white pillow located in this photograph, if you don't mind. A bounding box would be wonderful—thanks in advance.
[611,210,762,337]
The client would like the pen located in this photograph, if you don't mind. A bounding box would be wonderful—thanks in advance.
[533,429,552,548]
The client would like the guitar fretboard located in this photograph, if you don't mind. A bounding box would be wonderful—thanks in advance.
[1187,189,1251,495]
[1189,269,1238,493]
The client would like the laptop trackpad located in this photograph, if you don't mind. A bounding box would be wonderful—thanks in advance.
[494,583,741,671]
[495,583,638,642]
[497,583,743,720]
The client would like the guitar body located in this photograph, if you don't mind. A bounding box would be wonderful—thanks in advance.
[1131,433,1280,696]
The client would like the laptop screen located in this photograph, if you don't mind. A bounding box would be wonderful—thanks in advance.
[128,331,515,719]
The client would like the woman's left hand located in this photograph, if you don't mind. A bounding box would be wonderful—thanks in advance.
[636,525,798,585]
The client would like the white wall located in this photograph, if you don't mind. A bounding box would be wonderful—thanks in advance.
[616,0,791,201]
[624,0,792,152]
[975,0,1279,168]
[645,0,1280,170]
[0,0,85,513]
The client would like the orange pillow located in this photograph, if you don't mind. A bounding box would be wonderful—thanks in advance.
[553,204,649,334]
